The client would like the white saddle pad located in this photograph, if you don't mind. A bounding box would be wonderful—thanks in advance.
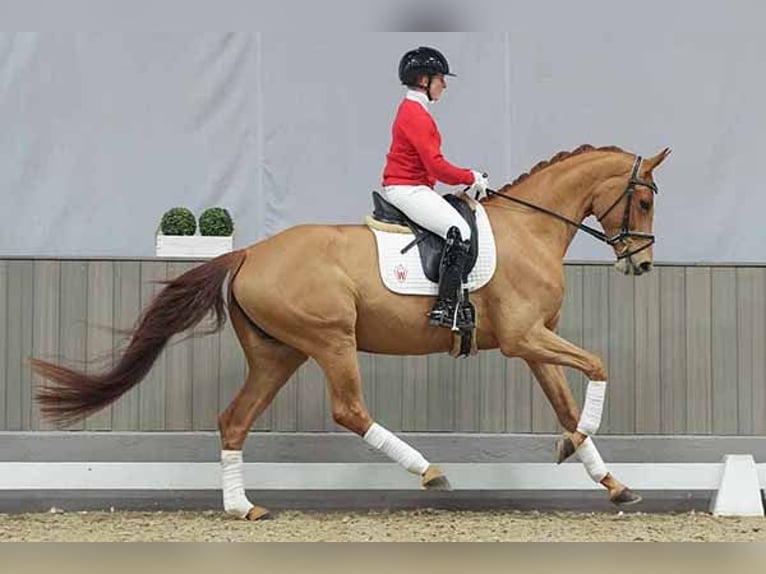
[370,203,497,296]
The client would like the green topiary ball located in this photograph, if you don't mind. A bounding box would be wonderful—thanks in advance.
[160,207,197,236]
[199,207,234,236]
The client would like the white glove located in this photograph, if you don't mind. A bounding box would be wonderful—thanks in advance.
[468,170,489,201]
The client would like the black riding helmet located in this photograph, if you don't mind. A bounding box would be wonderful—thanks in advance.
[398,46,456,101]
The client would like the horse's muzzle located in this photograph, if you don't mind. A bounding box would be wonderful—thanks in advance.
[615,259,653,276]
[637,261,653,274]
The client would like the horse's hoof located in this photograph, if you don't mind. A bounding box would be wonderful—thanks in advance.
[424,475,452,491]
[610,487,642,506]
[245,506,272,521]
[422,466,453,491]
[555,434,576,464]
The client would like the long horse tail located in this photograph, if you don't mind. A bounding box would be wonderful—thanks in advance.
[32,249,248,426]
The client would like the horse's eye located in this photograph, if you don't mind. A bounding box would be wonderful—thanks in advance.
[640,199,652,211]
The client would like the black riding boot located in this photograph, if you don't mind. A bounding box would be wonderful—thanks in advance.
[428,227,471,329]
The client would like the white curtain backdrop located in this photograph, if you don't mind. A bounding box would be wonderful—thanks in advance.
[1,21,763,261]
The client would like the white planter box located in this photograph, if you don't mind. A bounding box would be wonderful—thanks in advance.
[155,235,234,258]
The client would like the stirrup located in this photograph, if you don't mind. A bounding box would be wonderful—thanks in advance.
[429,291,474,332]
[455,298,476,331]
[449,297,475,332]
[428,300,456,328]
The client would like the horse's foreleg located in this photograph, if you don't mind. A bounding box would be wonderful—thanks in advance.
[316,344,451,491]
[511,326,608,448]
[217,304,308,520]
[515,329,641,505]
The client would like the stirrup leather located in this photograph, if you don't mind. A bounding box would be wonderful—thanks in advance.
[449,292,478,358]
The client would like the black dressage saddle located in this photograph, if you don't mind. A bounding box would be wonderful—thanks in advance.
[370,191,479,283]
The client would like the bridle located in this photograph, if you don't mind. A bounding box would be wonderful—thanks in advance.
[485,155,658,261]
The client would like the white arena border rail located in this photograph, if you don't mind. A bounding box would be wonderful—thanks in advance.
[1,433,764,516]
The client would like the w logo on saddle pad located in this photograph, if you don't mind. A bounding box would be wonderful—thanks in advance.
[366,193,497,296]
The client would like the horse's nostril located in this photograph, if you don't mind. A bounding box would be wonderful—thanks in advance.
[639,261,652,272]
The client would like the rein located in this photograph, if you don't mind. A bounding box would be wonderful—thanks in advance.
[485,156,658,260]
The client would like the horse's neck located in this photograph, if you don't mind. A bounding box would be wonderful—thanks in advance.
[491,154,627,258]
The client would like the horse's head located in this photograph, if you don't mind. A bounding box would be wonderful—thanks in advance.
[592,148,671,276]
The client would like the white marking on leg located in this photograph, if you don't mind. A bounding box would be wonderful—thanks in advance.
[363,422,430,475]
[576,437,609,483]
[221,450,255,518]
[577,380,606,435]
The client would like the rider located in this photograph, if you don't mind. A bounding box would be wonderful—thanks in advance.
[381,46,489,328]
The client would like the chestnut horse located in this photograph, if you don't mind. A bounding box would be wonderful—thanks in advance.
[32,144,670,520]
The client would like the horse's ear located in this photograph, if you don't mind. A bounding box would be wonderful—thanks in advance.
[644,147,671,173]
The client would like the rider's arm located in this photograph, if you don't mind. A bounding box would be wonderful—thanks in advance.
[402,112,474,187]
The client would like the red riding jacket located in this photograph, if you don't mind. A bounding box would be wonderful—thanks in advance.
[382,92,474,189]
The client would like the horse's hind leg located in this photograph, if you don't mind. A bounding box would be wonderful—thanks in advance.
[314,341,451,491]
[217,301,308,520]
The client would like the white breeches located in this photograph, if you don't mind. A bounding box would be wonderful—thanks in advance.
[382,185,472,240]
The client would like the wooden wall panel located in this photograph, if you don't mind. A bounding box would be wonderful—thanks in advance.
[1,259,763,435]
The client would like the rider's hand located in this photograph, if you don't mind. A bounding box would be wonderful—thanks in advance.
[469,170,489,201]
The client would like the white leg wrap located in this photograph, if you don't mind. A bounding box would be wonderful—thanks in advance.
[576,437,609,483]
[221,450,255,518]
[577,380,607,435]
[363,422,430,475]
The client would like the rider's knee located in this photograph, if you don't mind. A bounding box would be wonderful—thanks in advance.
[454,220,471,241]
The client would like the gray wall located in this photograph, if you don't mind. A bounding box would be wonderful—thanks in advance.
[1,21,765,261]
[2,258,764,435]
